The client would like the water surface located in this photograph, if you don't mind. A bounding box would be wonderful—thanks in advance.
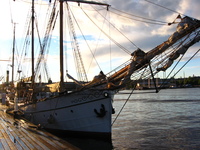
[65,88,200,150]
[112,88,200,150]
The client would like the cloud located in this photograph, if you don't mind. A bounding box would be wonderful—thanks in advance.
[1,0,200,82]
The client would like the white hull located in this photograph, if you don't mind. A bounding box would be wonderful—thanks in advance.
[19,89,114,140]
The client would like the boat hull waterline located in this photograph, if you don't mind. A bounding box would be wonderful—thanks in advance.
[19,89,114,140]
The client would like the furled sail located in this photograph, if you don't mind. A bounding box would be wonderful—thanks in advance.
[104,16,200,88]
[147,16,200,59]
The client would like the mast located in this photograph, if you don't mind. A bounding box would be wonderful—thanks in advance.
[59,0,110,86]
[60,0,64,84]
[12,23,16,84]
[31,0,35,88]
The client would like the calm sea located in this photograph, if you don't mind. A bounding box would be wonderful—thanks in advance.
[67,88,200,150]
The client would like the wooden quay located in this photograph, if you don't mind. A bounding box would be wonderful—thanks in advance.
[0,105,79,150]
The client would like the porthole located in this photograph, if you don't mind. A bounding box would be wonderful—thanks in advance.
[104,92,109,98]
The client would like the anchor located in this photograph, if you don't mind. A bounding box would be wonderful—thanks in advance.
[94,104,107,118]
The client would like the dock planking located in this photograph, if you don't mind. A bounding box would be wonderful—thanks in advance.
[0,105,79,150]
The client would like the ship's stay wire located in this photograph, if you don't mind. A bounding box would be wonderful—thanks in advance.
[143,0,185,17]
[9,0,27,81]
[69,3,138,73]
[173,48,200,78]
[108,10,112,72]
[81,7,132,55]
[112,46,200,125]
[143,0,200,20]
[70,2,167,26]
[159,48,200,91]
[15,4,32,79]
[9,0,14,24]
[67,4,102,72]
[84,7,110,73]
[92,6,139,49]
[17,0,52,5]
[112,83,136,126]
[95,0,170,25]
[109,7,167,25]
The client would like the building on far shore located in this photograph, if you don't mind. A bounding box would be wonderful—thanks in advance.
[129,76,200,90]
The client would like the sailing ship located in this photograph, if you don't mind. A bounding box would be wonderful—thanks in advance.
[4,0,200,141]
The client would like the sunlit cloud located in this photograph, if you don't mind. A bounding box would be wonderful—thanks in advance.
[0,0,200,82]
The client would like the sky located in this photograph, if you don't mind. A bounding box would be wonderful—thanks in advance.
[0,0,200,83]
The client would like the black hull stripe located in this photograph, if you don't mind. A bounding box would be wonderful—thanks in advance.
[45,128,112,143]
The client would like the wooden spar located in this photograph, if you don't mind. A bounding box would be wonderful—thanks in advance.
[112,71,128,82]
[59,1,64,86]
[31,0,35,89]
[108,65,129,81]
[64,0,110,7]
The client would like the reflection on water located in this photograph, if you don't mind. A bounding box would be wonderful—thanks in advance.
[65,88,200,150]
[112,88,200,150]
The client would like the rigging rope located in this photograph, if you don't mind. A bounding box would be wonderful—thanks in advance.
[16,5,32,79]
[81,8,132,55]
[67,4,88,81]
[159,48,200,91]
[68,5,103,71]
[142,0,197,19]
[112,83,136,126]
[85,6,110,73]
[34,0,58,82]
[9,0,14,23]
[95,0,168,25]
[112,49,200,125]
[144,0,183,15]
[17,0,52,5]
[173,48,200,78]
[159,54,184,90]
[92,6,139,49]
[34,15,47,80]
[108,10,112,72]
[110,7,167,25]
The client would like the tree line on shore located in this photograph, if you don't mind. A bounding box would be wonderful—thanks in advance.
[126,76,200,89]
